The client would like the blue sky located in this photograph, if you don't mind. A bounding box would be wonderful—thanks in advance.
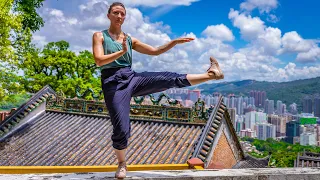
[33,0,320,82]
[144,0,320,39]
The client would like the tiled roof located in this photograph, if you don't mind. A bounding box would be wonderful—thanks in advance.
[192,97,244,167]
[0,111,203,166]
[0,85,55,137]
[0,85,264,170]
[232,155,269,169]
[295,151,320,167]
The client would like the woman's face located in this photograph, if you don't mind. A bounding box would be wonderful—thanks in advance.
[108,6,126,27]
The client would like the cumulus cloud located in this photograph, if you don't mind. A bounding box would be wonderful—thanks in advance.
[121,0,199,7]
[276,63,320,81]
[202,24,235,42]
[296,47,320,62]
[229,9,320,62]
[79,0,199,9]
[228,9,265,40]
[240,0,280,25]
[267,14,280,23]
[240,0,279,14]
[281,31,314,52]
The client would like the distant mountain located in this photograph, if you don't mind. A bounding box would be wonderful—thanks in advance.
[195,77,320,112]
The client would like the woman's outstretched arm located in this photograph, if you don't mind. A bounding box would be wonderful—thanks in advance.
[131,36,194,56]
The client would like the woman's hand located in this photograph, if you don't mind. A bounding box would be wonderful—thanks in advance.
[122,34,128,52]
[174,37,195,44]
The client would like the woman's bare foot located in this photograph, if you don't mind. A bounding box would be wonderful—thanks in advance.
[207,57,224,80]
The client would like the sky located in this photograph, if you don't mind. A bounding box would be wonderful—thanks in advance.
[32,0,320,83]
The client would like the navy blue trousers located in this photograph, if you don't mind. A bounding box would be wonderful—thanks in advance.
[101,66,191,150]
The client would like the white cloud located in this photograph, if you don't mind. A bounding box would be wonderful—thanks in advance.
[240,0,278,14]
[79,0,108,13]
[45,8,78,25]
[276,63,320,81]
[255,27,282,55]
[122,0,199,7]
[228,9,265,40]
[296,47,320,62]
[202,24,235,42]
[32,35,48,47]
[216,51,320,82]
[281,31,314,52]
[267,14,280,23]
[49,9,64,17]
[79,0,199,9]
[229,9,320,62]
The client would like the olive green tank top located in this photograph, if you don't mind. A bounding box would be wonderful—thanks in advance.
[100,30,132,70]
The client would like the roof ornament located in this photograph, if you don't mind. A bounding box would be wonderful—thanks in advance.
[75,86,103,101]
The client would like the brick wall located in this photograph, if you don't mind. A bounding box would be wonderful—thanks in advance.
[207,131,237,169]
[0,112,9,121]
[0,108,16,121]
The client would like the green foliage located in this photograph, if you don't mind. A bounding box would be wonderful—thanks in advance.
[12,0,45,32]
[19,40,100,99]
[0,0,45,108]
[241,137,320,167]
[0,93,31,111]
[0,0,23,62]
[0,1,102,109]
[248,151,268,158]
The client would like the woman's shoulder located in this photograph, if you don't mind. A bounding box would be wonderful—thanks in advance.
[93,30,109,41]
[94,30,109,36]
[93,32,104,41]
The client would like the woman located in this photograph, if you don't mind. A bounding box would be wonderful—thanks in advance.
[92,2,224,179]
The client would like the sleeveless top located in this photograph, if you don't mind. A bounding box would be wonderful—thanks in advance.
[100,29,133,70]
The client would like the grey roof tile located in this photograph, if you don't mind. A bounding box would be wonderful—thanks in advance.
[0,111,203,166]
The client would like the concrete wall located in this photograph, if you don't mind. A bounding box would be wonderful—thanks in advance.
[2,168,320,180]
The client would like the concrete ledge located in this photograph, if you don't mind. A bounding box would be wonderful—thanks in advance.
[1,168,320,180]
[0,164,190,174]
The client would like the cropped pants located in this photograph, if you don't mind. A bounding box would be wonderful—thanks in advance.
[101,66,191,150]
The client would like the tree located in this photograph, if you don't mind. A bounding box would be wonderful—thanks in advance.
[12,0,45,32]
[242,137,320,167]
[20,41,100,99]
[0,0,45,109]
[1,0,100,108]
[0,0,23,62]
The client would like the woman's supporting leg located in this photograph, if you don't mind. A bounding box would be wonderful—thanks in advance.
[101,87,131,178]
[115,148,126,163]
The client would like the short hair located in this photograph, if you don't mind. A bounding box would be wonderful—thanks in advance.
[108,2,126,14]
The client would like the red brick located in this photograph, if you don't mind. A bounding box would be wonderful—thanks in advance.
[207,131,237,169]
[187,158,204,168]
